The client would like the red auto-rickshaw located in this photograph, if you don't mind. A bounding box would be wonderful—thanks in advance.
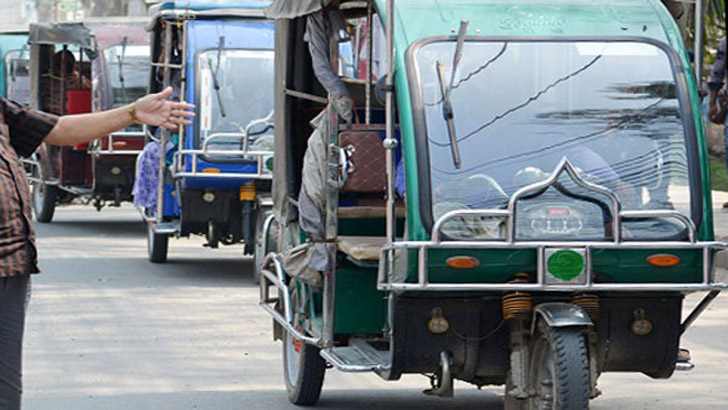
[25,18,150,222]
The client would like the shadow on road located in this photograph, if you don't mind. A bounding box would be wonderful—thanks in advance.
[24,388,505,410]
[35,219,145,238]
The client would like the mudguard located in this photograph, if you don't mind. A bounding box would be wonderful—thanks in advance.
[531,302,593,334]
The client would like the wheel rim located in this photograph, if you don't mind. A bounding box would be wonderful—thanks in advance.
[284,287,304,387]
[285,326,302,385]
[530,336,556,410]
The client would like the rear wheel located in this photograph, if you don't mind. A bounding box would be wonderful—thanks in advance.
[147,223,169,263]
[282,287,326,405]
[31,164,57,223]
[529,322,590,410]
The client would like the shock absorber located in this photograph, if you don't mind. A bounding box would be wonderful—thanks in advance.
[571,293,600,322]
[502,273,533,400]
[240,182,257,255]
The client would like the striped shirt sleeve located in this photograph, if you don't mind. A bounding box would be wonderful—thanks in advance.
[2,97,59,158]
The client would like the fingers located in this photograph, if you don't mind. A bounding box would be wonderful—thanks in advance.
[169,117,193,126]
[171,101,195,111]
[157,87,174,99]
[171,108,195,118]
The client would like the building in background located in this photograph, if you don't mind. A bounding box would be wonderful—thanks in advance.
[0,0,149,31]
[0,0,38,31]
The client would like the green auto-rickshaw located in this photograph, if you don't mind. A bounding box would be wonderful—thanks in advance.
[259,0,728,408]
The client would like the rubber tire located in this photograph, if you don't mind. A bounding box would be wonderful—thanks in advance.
[529,321,590,410]
[282,286,326,406]
[147,224,169,264]
[253,210,277,283]
[31,168,57,224]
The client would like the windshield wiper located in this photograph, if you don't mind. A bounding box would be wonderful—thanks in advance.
[436,20,469,169]
[117,36,128,104]
[208,36,227,118]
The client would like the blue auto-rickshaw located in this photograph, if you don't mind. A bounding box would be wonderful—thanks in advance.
[140,1,275,264]
[0,30,30,103]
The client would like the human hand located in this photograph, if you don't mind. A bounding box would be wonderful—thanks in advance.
[133,87,195,129]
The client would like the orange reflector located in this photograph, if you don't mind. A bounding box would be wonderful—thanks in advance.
[112,141,128,149]
[445,256,480,269]
[202,168,221,174]
[646,254,680,267]
[240,182,256,201]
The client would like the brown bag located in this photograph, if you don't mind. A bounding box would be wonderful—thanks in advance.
[339,130,386,193]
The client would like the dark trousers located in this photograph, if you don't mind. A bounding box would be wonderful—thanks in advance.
[0,276,29,410]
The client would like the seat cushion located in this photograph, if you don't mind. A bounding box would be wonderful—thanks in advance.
[337,236,387,261]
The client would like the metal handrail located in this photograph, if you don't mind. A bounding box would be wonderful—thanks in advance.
[377,240,728,292]
[379,157,721,293]
[172,148,272,180]
[89,128,147,156]
[259,253,322,346]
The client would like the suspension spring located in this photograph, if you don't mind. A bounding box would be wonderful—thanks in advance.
[502,273,533,320]
[572,293,600,322]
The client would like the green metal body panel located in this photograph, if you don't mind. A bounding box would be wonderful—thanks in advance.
[333,267,387,334]
[426,249,537,283]
[419,248,702,284]
[369,0,712,284]
[0,33,28,98]
[592,249,702,283]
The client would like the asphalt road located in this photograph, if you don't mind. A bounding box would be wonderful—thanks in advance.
[23,204,728,409]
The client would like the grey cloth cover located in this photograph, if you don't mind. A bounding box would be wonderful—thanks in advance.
[28,22,93,51]
[305,10,353,122]
[274,109,332,287]
[265,0,331,19]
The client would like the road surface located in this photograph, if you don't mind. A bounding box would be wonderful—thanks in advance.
[22,203,728,409]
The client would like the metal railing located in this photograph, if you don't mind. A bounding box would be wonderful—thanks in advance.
[259,253,322,347]
[378,159,727,293]
[89,127,147,156]
[172,112,274,180]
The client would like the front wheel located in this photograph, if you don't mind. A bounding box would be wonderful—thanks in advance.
[31,164,57,223]
[282,287,326,405]
[147,223,169,263]
[528,322,590,410]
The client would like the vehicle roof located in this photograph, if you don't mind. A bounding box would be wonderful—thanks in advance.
[86,21,149,50]
[374,0,683,51]
[153,1,271,12]
[148,1,271,30]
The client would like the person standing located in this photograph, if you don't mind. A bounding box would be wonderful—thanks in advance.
[0,86,193,409]
[708,36,728,207]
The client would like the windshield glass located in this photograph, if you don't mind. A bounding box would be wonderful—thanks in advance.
[103,44,150,108]
[414,41,691,240]
[5,50,30,104]
[197,49,274,151]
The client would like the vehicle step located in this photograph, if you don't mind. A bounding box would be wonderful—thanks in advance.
[320,339,390,373]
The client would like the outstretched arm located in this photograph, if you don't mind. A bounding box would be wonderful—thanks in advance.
[44,87,194,146]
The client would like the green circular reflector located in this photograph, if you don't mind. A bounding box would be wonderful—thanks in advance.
[265,157,274,171]
[547,249,584,281]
